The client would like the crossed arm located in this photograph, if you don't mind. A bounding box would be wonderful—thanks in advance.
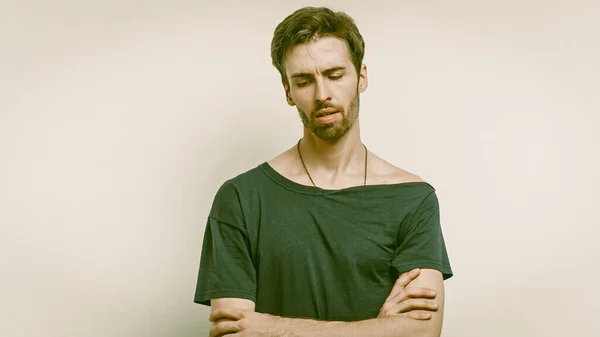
[208,268,445,337]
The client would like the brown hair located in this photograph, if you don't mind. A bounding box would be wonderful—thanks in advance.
[270,6,365,85]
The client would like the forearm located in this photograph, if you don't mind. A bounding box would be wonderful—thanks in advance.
[276,315,433,337]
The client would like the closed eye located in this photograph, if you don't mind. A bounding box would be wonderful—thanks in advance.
[295,73,343,87]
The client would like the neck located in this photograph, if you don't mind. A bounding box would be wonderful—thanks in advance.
[299,123,365,176]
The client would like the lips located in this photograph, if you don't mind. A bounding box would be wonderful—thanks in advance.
[316,108,339,117]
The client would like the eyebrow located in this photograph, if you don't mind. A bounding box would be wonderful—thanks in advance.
[291,66,347,79]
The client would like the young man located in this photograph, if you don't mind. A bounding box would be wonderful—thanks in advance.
[194,6,453,337]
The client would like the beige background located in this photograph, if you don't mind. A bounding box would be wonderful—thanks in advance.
[1,0,599,336]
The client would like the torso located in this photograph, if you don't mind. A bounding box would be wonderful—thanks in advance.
[233,161,438,321]
[195,144,450,322]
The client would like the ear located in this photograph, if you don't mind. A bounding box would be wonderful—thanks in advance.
[358,64,368,93]
[283,83,295,106]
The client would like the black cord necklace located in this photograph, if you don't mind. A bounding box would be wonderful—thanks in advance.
[296,138,368,188]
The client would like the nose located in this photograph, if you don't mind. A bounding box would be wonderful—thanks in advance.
[314,78,332,104]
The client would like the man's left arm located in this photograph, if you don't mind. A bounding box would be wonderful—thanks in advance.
[209,269,445,337]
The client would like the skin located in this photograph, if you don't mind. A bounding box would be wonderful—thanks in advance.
[270,36,425,190]
[286,38,362,143]
[208,37,446,336]
[276,36,371,190]
[209,269,445,337]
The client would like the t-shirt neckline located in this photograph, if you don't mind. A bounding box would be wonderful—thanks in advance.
[258,162,432,195]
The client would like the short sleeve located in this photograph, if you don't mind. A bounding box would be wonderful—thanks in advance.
[391,191,453,280]
[193,181,257,306]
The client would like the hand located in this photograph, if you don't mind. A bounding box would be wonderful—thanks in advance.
[209,307,281,337]
[378,268,439,320]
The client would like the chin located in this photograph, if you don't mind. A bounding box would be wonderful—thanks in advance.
[312,126,350,142]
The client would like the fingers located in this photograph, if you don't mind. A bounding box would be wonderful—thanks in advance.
[212,317,235,326]
[396,287,437,302]
[209,320,240,337]
[385,268,421,302]
[396,298,439,314]
[402,311,433,320]
[379,284,438,319]
[379,297,438,318]
[379,298,438,318]
[209,307,244,322]
[388,286,437,305]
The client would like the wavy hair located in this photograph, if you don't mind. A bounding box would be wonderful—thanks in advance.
[270,7,365,85]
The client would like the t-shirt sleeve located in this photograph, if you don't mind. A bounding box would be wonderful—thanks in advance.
[391,190,453,280]
[194,180,257,306]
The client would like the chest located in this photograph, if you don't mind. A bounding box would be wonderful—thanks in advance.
[251,200,400,275]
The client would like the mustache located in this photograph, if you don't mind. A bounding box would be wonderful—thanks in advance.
[313,103,343,116]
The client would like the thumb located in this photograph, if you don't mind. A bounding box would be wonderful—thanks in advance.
[385,268,420,302]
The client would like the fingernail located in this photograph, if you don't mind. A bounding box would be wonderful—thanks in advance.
[430,290,437,296]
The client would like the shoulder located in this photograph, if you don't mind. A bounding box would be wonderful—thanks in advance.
[213,164,268,203]
[210,165,268,220]
[224,161,272,187]
[368,153,427,186]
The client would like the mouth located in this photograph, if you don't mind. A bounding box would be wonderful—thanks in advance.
[315,110,340,124]
[315,108,339,117]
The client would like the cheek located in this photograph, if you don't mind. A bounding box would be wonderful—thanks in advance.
[339,92,356,110]
[292,93,314,110]
[336,81,357,99]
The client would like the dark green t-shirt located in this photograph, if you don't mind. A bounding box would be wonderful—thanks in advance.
[194,162,453,321]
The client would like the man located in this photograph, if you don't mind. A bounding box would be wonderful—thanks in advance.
[194,6,453,337]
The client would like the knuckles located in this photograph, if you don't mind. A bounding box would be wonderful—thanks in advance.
[237,318,250,330]
[381,309,394,317]
[380,303,392,312]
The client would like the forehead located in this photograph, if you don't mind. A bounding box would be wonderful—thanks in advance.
[284,37,354,75]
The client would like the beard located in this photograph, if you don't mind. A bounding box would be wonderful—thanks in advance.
[297,90,360,142]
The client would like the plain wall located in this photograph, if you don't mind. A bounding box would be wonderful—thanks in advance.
[1,0,599,336]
